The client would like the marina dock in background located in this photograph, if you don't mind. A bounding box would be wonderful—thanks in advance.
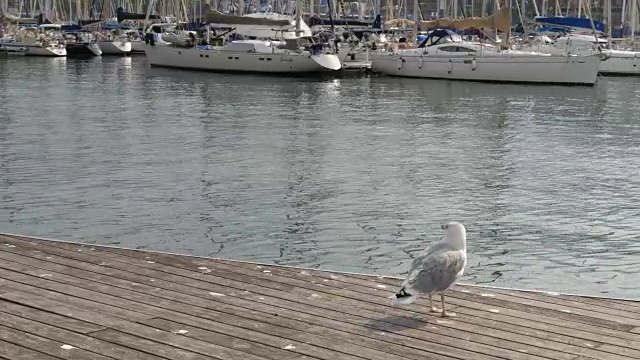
[0,233,639,360]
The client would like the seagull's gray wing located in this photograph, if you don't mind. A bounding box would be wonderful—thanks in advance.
[408,240,450,270]
[404,249,466,294]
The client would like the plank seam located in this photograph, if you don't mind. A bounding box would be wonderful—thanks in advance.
[0,323,120,360]
[0,310,110,335]
[0,270,157,322]
[0,336,68,360]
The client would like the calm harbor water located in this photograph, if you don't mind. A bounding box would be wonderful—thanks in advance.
[1,56,639,298]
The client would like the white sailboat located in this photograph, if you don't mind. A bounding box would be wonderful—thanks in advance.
[97,31,132,55]
[0,10,65,56]
[371,8,602,86]
[145,5,341,73]
[12,25,66,56]
[145,38,342,73]
[526,9,640,76]
[371,29,601,85]
[524,33,640,75]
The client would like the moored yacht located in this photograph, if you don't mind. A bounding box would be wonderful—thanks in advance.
[145,11,341,74]
[523,33,640,76]
[371,28,602,86]
[97,30,132,55]
[145,38,341,73]
[0,25,66,56]
[64,30,102,56]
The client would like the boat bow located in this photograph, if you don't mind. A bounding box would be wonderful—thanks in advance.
[311,54,342,70]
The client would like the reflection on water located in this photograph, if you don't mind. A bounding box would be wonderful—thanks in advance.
[1,56,639,298]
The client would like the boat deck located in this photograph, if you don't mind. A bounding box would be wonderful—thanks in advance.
[341,61,372,75]
[0,233,639,360]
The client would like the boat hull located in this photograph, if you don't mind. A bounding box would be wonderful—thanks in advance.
[25,45,67,56]
[130,40,146,54]
[0,44,27,55]
[371,52,601,86]
[144,44,341,73]
[66,42,102,56]
[1,42,65,56]
[520,44,640,76]
[98,40,132,55]
[599,51,640,75]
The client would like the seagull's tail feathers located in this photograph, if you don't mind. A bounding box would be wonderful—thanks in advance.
[389,286,418,306]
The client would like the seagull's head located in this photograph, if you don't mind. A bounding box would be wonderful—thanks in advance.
[442,222,466,248]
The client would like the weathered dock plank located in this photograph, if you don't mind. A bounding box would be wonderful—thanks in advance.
[0,233,639,360]
[0,340,62,360]
[0,324,114,360]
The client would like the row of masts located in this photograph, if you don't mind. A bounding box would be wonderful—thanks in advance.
[2,0,638,35]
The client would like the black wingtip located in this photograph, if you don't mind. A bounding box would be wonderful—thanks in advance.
[395,287,413,298]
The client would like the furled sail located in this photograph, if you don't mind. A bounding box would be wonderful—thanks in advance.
[418,6,511,32]
[203,4,291,27]
[533,16,605,32]
[383,18,416,28]
[307,16,375,27]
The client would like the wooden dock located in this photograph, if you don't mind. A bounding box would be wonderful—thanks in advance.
[0,233,639,360]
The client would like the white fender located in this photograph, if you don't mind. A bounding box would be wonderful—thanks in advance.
[471,58,477,70]
[447,59,453,74]
[397,58,403,70]
[418,56,423,69]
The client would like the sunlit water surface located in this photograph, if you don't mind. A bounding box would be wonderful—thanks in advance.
[1,56,639,298]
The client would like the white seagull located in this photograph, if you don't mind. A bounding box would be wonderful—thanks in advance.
[390,221,467,317]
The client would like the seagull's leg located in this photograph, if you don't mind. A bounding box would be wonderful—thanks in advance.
[440,292,456,317]
[429,293,440,313]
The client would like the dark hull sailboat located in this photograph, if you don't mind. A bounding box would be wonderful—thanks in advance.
[66,42,102,56]
[62,28,103,56]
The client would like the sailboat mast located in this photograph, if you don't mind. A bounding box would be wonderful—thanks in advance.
[578,0,582,17]
[295,0,301,35]
[607,0,612,47]
[632,0,637,41]
[412,0,418,42]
